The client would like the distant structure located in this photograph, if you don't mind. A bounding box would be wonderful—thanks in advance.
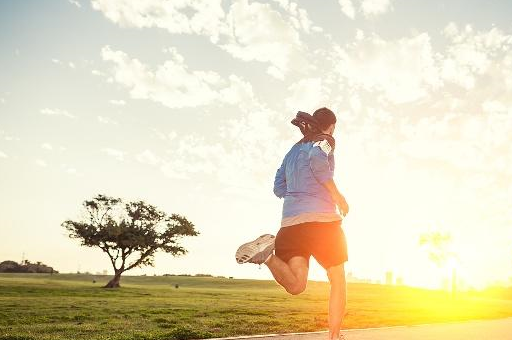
[385,271,394,285]
[0,260,58,273]
[396,276,404,285]
[346,271,373,284]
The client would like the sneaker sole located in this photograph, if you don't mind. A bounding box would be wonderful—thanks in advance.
[235,234,275,264]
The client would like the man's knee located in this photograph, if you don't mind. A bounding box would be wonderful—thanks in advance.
[286,256,309,295]
[286,281,307,295]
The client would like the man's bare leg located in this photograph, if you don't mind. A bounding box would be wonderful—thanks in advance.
[265,255,309,295]
[326,263,347,340]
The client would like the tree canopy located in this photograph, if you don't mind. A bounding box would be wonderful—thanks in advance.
[62,194,199,288]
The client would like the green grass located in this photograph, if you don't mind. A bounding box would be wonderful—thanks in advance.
[0,273,511,340]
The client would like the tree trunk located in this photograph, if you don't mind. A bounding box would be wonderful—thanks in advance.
[104,271,122,288]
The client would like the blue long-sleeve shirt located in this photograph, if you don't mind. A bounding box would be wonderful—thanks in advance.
[273,139,342,227]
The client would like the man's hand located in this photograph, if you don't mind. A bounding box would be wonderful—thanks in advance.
[338,196,349,217]
[322,179,349,216]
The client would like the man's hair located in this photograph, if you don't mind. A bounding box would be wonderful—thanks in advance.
[312,107,336,131]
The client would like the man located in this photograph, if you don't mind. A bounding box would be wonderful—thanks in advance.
[235,107,349,340]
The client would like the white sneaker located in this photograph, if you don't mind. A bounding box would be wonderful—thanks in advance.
[235,234,275,264]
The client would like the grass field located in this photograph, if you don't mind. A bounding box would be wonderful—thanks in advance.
[1,273,511,340]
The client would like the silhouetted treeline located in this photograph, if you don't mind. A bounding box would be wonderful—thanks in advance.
[0,260,58,273]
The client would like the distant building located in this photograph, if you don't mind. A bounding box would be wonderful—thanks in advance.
[346,271,373,284]
[385,271,394,285]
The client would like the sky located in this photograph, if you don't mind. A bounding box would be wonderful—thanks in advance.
[1,0,511,290]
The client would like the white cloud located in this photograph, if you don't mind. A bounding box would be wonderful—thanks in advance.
[0,130,20,141]
[93,0,311,78]
[348,92,362,112]
[91,69,104,76]
[285,78,326,112]
[221,0,306,79]
[136,149,161,166]
[159,136,224,179]
[109,99,126,106]
[339,0,356,19]
[51,59,76,69]
[355,29,365,40]
[443,22,458,38]
[152,128,177,142]
[338,0,393,19]
[97,115,119,125]
[68,0,81,8]
[503,51,512,91]
[91,0,228,43]
[35,159,47,167]
[219,75,255,106]
[0,151,7,158]
[41,143,53,150]
[0,98,5,104]
[335,32,441,104]
[266,66,285,80]
[102,148,126,161]
[40,108,75,118]
[153,105,290,191]
[101,46,253,108]
[361,0,393,17]
[40,144,66,152]
[482,100,509,115]
[397,112,512,181]
[440,23,512,90]
[270,0,316,33]
[59,164,80,176]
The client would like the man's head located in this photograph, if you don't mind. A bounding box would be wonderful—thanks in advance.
[313,107,336,135]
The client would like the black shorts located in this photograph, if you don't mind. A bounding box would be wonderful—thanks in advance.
[275,220,348,270]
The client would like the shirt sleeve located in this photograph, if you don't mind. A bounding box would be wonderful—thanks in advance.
[273,160,287,198]
[309,142,334,184]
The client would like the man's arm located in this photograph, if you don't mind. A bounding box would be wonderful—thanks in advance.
[273,161,287,198]
[309,143,349,216]
[322,179,349,217]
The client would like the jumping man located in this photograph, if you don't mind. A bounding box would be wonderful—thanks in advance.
[235,107,350,340]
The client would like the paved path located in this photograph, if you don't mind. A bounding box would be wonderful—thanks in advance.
[214,318,512,340]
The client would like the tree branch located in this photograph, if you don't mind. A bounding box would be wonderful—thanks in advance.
[99,205,113,227]
[125,246,156,271]
[100,244,118,271]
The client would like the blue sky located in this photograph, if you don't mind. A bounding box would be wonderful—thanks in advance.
[1,0,512,289]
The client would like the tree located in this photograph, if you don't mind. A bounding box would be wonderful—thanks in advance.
[62,194,199,288]
[419,232,453,267]
[419,231,458,295]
